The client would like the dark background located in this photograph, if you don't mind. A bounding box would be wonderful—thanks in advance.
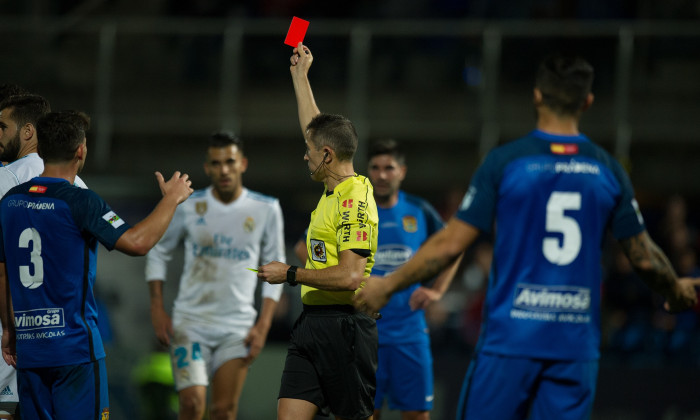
[2,1,700,419]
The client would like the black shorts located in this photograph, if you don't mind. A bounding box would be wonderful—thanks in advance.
[278,304,378,419]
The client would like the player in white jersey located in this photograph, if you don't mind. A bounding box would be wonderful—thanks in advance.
[0,94,87,419]
[0,152,88,192]
[0,95,88,195]
[145,132,286,420]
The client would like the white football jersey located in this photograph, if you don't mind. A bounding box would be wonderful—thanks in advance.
[145,187,285,333]
[0,153,88,197]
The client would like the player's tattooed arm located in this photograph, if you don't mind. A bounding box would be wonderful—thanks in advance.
[619,230,677,295]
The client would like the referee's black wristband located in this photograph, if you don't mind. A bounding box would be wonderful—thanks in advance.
[286,265,298,286]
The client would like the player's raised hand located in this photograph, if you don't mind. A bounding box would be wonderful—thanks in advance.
[156,171,193,204]
[353,275,391,315]
[664,277,700,312]
[290,42,313,75]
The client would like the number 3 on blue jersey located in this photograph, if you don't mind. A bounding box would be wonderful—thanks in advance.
[543,192,582,266]
[18,227,44,289]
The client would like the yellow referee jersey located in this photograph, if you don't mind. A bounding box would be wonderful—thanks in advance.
[301,174,378,305]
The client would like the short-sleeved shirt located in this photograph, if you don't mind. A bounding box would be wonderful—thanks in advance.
[301,175,378,306]
[456,130,645,361]
[0,177,130,369]
[373,191,444,345]
[145,187,285,334]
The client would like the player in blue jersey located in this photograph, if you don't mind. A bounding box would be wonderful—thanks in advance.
[0,110,193,420]
[355,54,700,420]
[367,138,460,420]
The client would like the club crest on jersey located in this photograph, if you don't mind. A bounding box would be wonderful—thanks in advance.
[310,239,327,263]
[244,216,255,233]
[402,216,418,233]
[101,408,110,420]
[195,201,207,225]
[550,143,579,155]
[102,211,125,228]
[28,185,47,193]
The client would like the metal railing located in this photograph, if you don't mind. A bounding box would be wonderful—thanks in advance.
[2,18,699,170]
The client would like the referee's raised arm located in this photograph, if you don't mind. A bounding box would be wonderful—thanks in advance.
[289,42,320,136]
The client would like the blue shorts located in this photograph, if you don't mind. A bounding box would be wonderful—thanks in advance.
[18,358,110,420]
[457,352,598,420]
[375,341,433,412]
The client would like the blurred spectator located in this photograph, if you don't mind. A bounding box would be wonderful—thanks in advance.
[131,344,178,420]
[603,194,700,367]
[657,195,699,270]
[602,247,656,364]
[458,241,492,349]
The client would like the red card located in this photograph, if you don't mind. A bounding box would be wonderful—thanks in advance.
[284,17,309,47]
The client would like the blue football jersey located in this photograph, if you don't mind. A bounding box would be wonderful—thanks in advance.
[0,177,130,368]
[456,130,645,361]
[374,191,444,345]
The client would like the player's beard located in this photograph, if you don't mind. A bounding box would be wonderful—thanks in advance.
[0,131,21,162]
[213,179,238,203]
[373,189,395,206]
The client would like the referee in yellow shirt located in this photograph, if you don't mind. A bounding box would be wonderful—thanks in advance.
[258,42,379,420]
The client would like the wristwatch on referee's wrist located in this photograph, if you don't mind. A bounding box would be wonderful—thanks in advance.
[286,265,298,286]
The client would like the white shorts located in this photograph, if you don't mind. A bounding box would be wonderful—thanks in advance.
[0,363,18,405]
[169,321,249,391]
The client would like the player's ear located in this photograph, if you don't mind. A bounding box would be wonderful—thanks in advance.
[533,88,543,106]
[582,93,594,111]
[22,123,35,142]
[76,141,87,161]
[399,164,407,181]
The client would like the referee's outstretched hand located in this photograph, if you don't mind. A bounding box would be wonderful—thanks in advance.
[257,261,288,285]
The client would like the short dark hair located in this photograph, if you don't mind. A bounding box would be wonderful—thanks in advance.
[208,131,244,154]
[535,54,594,116]
[0,84,29,103]
[367,138,406,166]
[306,114,358,162]
[0,94,51,128]
[36,111,91,164]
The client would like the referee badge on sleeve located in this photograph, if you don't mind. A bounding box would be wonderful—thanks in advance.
[310,239,327,263]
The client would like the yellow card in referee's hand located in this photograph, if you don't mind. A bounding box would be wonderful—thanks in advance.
[246,268,258,273]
